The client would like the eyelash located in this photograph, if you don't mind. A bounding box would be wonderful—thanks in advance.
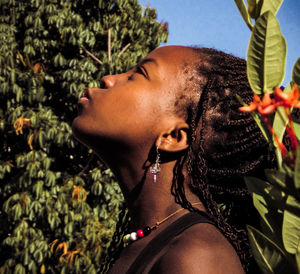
[128,66,145,81]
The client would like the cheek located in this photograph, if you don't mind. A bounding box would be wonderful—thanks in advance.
[114,93,160,137]
[72,83,166,149]
[95,92,159,141]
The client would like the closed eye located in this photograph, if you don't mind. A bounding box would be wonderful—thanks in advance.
[128,65,148,81]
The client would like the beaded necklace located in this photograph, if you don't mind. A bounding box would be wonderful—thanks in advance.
[122,202,202,245]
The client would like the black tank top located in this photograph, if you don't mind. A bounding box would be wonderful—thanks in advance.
[126,211,215,274]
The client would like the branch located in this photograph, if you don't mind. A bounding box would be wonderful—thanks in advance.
[77,153,96,177]
[82,47,103,65]
[117,43,131,58]
[108,28,111,62]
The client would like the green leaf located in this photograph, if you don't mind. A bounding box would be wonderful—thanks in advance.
[245,176,284,203]
[295,146,300,192]
[247,225,291,273]
[293,122,300,141]
[244,177,282,236]
[14,263,26,274]
[234,0,253,30]
[260,0,283,16]
[265,169,287,190]
[273,83,292,142]
[247,0,263,19]
[282,196,300,254]
[91,181,102,196]
[296,242,300,273]
[292,58,300,87]
[272,84,292,168]
[247,11,286,94]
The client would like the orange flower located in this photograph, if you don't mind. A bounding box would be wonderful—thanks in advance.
[257,91,277,115]
[72,185,87,201]
[64,250,79,268]
[239,92,277,115]
[239,93,261,112]
[55,241,68,256]
[274,85,300,108]
[13,117,31,135]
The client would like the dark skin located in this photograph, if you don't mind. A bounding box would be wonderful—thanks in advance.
[72,46,244,273]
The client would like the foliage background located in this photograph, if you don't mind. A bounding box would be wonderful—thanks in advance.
[0,0,167,273]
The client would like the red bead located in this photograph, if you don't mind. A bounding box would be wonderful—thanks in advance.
[137,229,144,238]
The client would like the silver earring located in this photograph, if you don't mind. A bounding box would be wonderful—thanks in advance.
[150,146,161,182]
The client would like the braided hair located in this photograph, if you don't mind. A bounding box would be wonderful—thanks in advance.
[171,47,275,272]
[102,47,275,273]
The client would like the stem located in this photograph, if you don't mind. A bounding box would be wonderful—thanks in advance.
[108,28,111,62]
[82,47,103,65]
[284,107,298,158]
[263,115,288,167]
[117,43,131,58]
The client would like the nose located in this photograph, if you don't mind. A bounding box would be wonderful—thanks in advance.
[100,75,116,88]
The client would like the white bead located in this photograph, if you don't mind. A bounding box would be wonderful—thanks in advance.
[130,232,138,241]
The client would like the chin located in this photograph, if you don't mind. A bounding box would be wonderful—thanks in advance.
[71,116,90,146]
[72,117,109,152]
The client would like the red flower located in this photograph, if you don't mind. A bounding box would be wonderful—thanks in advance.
[239,86,299,168]
[274,84,300,108]
[239,93,260,112]
[239,91,277,115]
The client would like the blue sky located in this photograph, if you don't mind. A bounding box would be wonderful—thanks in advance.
[139,0,300,85]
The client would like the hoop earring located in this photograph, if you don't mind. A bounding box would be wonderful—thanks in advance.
[150,146,161,182]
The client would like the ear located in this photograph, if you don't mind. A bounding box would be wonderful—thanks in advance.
[156,122,189,153]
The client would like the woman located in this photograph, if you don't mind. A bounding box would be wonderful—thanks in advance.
[72,46,272,273]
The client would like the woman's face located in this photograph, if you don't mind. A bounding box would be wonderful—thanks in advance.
[72,46,195,153]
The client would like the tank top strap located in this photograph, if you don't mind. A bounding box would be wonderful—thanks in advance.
[126,211,215,274]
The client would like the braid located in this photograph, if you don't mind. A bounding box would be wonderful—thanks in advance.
[100,207,130,274]
[172,47,275,272]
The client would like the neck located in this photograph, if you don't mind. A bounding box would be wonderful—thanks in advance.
[98,149,204,230]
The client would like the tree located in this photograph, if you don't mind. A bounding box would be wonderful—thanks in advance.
[0,0,168,272]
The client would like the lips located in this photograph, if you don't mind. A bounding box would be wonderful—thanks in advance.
[80,88,90,99]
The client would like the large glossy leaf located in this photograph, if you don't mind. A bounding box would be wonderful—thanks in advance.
[247,0,263,19]
[292,58,300,87]
[273,83,292,142]
[247,225,292,273]
[296,242,300,273]
[295,146,300,192]
[265,169,287,190]
[244,177,282,236]
[282,196,300,254]
[293,122,300,141]
[234,0,253,30]
[260,0,283,16]
[247,11,287,94]
[272,84,292,167]
[245,176,285,205]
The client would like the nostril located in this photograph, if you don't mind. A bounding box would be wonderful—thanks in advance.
[99,78,106,89]
[101,75,115,88]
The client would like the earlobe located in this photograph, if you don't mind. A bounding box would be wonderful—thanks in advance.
[156,123,189,153]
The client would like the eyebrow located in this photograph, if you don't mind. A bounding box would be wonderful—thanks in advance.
[136,58,157,80]
[138,57,157,67]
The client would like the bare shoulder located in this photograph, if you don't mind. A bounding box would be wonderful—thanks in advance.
[150,223,245,274]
